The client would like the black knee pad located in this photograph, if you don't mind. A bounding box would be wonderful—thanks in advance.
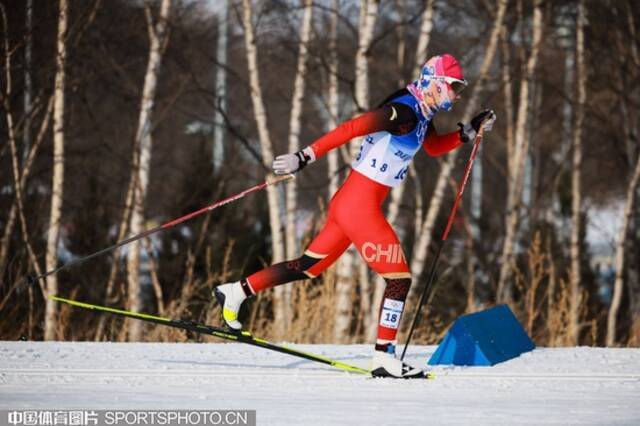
[383,277,411,302]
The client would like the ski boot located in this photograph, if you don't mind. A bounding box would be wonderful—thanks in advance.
[212,281,251,331]
[370,343,427,379]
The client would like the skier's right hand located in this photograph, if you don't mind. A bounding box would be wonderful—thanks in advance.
[272,147,316,175]
[457,109,496,143]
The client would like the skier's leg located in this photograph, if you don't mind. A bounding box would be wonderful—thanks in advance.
[338,208,423,377]
[245,218,350,292]
[214,219,350,329]
[343,215,412,348]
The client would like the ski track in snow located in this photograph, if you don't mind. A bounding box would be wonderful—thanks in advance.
[0,342,639,425]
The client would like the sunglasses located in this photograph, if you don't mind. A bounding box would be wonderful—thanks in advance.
[429,76,468,95]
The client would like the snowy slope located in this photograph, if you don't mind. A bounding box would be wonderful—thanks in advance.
[1,342,639,425]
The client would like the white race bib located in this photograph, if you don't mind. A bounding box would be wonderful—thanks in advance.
[379,298,404,329]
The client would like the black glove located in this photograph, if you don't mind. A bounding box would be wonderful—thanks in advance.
[458,109,497,143]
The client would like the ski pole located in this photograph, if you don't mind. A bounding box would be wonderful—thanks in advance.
[26,174,295,286]
[400,127,486,361]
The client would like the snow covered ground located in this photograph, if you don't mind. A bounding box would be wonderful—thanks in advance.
[1,341,639,425]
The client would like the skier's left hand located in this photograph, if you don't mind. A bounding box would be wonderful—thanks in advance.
[272,146,316,175]
[458,109,496,143]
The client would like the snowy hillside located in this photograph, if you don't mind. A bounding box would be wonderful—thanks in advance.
[1,342,639,425]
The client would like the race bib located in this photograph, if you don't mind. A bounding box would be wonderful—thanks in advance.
[379,298,404,329]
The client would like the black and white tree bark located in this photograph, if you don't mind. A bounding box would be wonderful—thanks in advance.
[43,0,69,340]
[241,0,287,337]
[336,0,380,340]
[127,0,172,341]
[409,0,508,306]
[607,0,640,347]
[284,0,314,330]
[497,0,544,303]
[367,0,436,341]
[569,0,587,345]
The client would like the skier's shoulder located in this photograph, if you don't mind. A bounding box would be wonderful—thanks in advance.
[374,89,419,135]
[376,88,415,112]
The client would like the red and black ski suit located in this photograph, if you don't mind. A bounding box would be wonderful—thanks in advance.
[244,89,464,346]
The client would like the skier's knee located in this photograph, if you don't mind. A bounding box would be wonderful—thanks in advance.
[285,254,320,276]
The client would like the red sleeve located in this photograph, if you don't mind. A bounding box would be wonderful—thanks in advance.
[309,108,393,158]
[423,130,463,157]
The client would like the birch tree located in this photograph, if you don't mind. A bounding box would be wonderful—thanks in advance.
[501,25,516,181]
[333,0,379,342]
[0,0,36,280]
[365,0,436,341]
[1,3,49,338]
[241,0,287,337]
[42,0,69,340]
[319,0,355,342]
[407,0,508,307]
[23,0,34,159]
[127,0,172,341]
[496,0,544,303]
[326,0,341,198]
[212,0,229,172]
[284,0,314,329]
[386,0,435,236]
[607,0,640,346]
[607,152,640,346]
[569,0,586,345]
[353,0,379,114]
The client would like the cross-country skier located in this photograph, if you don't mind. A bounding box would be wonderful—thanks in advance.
[214,54,496,378]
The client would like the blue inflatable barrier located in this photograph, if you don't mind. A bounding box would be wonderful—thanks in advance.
[428,304,535,366]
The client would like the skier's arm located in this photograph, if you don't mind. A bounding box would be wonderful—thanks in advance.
[272,104,417,175]
[422,123,464,157]
[309,103,417,158]
[423,109,497,156]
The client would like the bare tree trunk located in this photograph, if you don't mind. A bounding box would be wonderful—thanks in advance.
[367,0,436,342]
[327,0,340,197]
[395,0,407,86]
[520,78,540,236]
[0,95,53,281]
[212,0,228,172]
[550,11,574,229]
[354,0,379,114]
[94,166,138,341]
[607,154,640,346]
[284,0,314,330]
[408,0,508,306]
[23,0,33,159]
[127,0,172,341]
[470,2,512,241]
[412,0,435,78]
[0,0,35,280]
[241,0,287,337]
[43,0,69,340]
[500,24,516,180]
[348,0,380,342]
[623,0,640,346]
[497,0,544,303]
[607,2,640,345]
[387,0,435,233]
[569,0,586,345]
[325,0,357,342]
[0,5,44,318]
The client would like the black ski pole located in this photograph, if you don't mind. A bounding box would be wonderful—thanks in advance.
[25,174,294,286]
[401,126,486,361]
